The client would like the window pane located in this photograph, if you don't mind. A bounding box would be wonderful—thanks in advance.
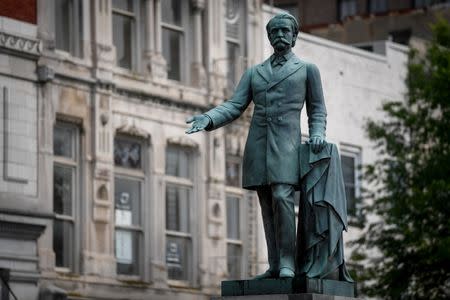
[54,125,75,158]
[226,196,240,240]
[226,157,241,187]
[341,155,357,216]
[53,220,73,268]
[369,0,387,13]
[227,243,242,279]
[414,0,431,8]
[341,155,355,185]
[115,229,140,275]
[55,0,71,52]
[161,0,182,26]
[339,0,357,20]
[166,236,191,281]
[113,0,133,11]
[54,165,73,216]
[162,28,182,81]
[113,13,133,69]
[227,42,241,90]
[165,146,191,178]
[346,186,356,215]
[114,138,142,169]
[166,185,190,233]
[115,178,141,226]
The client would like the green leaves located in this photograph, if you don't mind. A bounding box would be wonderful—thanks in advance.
[351,18,450,299]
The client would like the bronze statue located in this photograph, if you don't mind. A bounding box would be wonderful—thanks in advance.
[187,13,351,282]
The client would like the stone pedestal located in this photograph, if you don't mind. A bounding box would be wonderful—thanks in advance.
[212,294,360,300]
[216,277,358,299]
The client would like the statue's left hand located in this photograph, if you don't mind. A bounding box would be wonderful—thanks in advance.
[308,135,326,154]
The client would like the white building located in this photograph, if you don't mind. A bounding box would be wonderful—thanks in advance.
[0,1,407,299]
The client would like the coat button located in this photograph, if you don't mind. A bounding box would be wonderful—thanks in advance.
[267,117,272,121]
[277,116,282,121]
[277,102,281,106]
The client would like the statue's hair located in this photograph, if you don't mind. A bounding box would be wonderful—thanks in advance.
[266,13,300,47]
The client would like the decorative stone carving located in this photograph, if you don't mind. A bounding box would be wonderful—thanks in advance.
[37,65,55,82]
[167,136,199,149]
[116,122,150,139]
[0,32,42,57]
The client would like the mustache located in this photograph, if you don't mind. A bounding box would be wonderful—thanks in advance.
[271,37,290,45]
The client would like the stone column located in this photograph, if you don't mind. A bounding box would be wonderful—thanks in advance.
[83,0,116,277]
[144,0,167,79]
[91,0,115,82]
[191,0,207,88]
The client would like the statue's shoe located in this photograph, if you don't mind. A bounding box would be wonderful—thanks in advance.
[253,269,278,280]
[279,267,295,278]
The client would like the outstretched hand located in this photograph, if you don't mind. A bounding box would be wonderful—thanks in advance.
[308,135,326,153]
[185,115,210,134]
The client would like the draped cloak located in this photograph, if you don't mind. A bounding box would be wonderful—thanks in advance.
[296,143,354,282]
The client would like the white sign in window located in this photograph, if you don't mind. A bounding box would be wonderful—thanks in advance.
[115,209,132,226]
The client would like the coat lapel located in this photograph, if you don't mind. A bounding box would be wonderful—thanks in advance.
[256,57,272,83]
[267,55,304,90]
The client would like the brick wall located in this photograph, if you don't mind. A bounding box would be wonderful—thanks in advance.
[0,0,36,24]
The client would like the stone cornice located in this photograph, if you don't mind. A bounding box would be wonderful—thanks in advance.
[0,220,46,240]
[0,31,42,57]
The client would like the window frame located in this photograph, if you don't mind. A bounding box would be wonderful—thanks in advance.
[224,190,245,280]
[224,150,246,279]
[164,144,198,286]
[53,0,83,58]
[160,0,190,83]
[338,0,358,21]
[339,144,362,222]
[368,0,388,14]
[112,0,143,71]
[225,0,247,94]
[113,135,147,279]
[53,121,81,273]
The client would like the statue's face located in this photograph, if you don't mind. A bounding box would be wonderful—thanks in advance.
[268,18,296,52]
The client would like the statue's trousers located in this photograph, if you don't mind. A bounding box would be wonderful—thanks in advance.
[257,184,296,272]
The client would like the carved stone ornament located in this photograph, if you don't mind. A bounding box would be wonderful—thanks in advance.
[0,32,42,57]
[116,122,150,139]
[167,136,199,149]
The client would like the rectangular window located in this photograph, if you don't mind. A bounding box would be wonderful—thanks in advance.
[340,153,360,217]
[413,0,432,8]
[225,0,246,94]
[114,136,145,276]
[53,122,79,270]
[369,0,388,13]
[113,0,142,69]
[161,0,186,81]
[55,0,83,57]
[226,195,242,279]
[338,0,357,20]
[165,145,194,282]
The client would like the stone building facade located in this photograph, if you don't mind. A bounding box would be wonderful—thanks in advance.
[269,0,450,52]
[0,1,407,299]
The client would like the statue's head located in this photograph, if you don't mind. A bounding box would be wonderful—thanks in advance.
[266,13,299,52]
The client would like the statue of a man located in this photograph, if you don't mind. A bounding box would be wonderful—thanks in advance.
[186,13,326,279]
